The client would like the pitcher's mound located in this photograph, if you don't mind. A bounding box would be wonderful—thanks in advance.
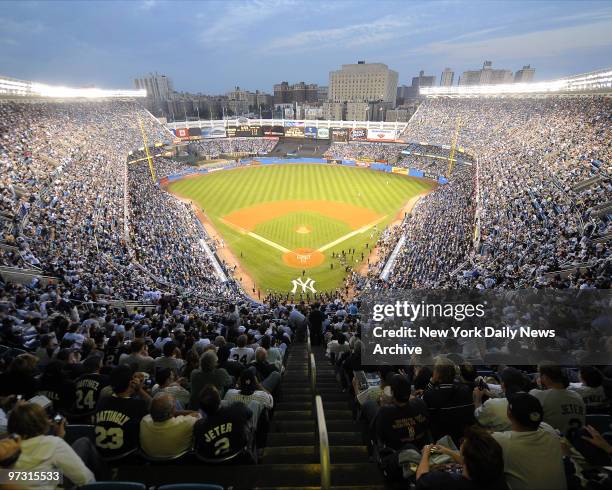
[283,248,324,268]
[295,225,311,234]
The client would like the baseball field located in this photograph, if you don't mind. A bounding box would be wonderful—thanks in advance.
[168,164,433,296]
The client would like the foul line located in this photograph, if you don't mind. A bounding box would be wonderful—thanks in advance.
[247,231,290,253]
[221,215,386,255]
[220,217,290,253]
[317,216,387,252]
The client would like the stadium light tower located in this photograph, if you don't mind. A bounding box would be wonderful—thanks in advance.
[137,115,156,182]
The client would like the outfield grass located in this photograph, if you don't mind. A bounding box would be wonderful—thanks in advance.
[168,164,432,295]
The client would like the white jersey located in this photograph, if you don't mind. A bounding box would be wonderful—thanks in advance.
[229,346,255,365]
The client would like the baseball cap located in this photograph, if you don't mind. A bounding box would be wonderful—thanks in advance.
[389,374,411,403]
[507,392,543,430]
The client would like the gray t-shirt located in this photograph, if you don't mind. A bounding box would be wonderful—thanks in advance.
[493,428,566,490]
[529,387,585,434]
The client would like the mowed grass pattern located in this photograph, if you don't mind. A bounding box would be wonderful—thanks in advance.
[255,211,352,250]
[169,164,432,295]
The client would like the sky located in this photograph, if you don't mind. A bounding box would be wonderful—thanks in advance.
[0,0,611,94]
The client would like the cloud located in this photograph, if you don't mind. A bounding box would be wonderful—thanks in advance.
[408,19,612,62]
[263,15,425,53]
[0,16,45,34]
[139,0,157,10]
[199,0,296,45]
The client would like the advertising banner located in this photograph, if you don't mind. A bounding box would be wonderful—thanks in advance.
[203,126,226,138]
[349,127,367,141]
[392,167,408,175]
[189,127,202,137]
[261,125,284,136]
[331,128,349,142]
[284,121,305,127]
[284,126,305,138]
[175,128,189,139]
[304,127,317,139]
[317,127,330,139]
[367,128,397,142]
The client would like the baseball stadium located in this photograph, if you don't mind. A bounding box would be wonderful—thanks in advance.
[0,3,611,489]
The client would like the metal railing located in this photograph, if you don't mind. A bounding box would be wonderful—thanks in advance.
[315,395,331,490]
[310,353,316,395]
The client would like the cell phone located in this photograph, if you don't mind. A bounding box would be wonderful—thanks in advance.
[144,378,154,388]
[53,414,63,424]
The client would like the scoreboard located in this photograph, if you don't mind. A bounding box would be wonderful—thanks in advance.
[226,125,263,137]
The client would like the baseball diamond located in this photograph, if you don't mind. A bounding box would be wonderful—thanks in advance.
[168,163,434,295]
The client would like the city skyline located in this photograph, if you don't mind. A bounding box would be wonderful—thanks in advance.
[0,0,611,94]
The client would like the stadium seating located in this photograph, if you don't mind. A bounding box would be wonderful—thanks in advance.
[0,94,610,489]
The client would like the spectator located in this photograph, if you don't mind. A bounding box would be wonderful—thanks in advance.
[71,354,110,417]
[94,365,149,459]
[139,392,199,459]
[230,334,255,365]
[249,347,281,394]
[372,374,429,450]
[190,350,233,408]
[530,363,585,434]
[416,426,506,490]
[474,367,529,432]
[492,392,566,490]
[423,357,475,443]
[224,368,273,428]
[193,385,256,462]
[152,367,190,409]
[153,340,185,375]
[568,366,609,412]
[8,403,95,489]
[119,339,155,374]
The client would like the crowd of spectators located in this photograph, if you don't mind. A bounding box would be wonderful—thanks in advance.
[398,96,610,289]
[0,95,610,488]
[194,138,277,158]
[0,280,301,485]
[324,141,407,163]
[319,305,612,489]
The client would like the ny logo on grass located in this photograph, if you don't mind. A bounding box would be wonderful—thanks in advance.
[290,277,316,294]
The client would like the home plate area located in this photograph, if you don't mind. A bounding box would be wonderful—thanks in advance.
[282,247,325,268]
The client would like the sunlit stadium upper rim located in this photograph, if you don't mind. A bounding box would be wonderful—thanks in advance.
[420,67,612,98]
[0,74,146,98]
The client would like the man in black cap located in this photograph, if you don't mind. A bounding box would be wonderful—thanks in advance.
[373,374,429,450]
[492,392,566,490]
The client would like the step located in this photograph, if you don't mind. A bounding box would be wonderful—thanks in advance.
[317,401,350,410]
[275,410,312,420]
[275,401,312,411]
[277,393,312,401]
[118,464,324,488]
[267,432,315,446]
[270,419,315,432]
[326,419,360,432]
[330,463,386,486]
[324,409,354,420]
[314,392,347,401]
[260,445,369,464]
[282,387,312,395]
[282,376,310,383]
[328,432,363,445]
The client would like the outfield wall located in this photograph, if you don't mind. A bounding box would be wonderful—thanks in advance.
[158,158,446,187]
